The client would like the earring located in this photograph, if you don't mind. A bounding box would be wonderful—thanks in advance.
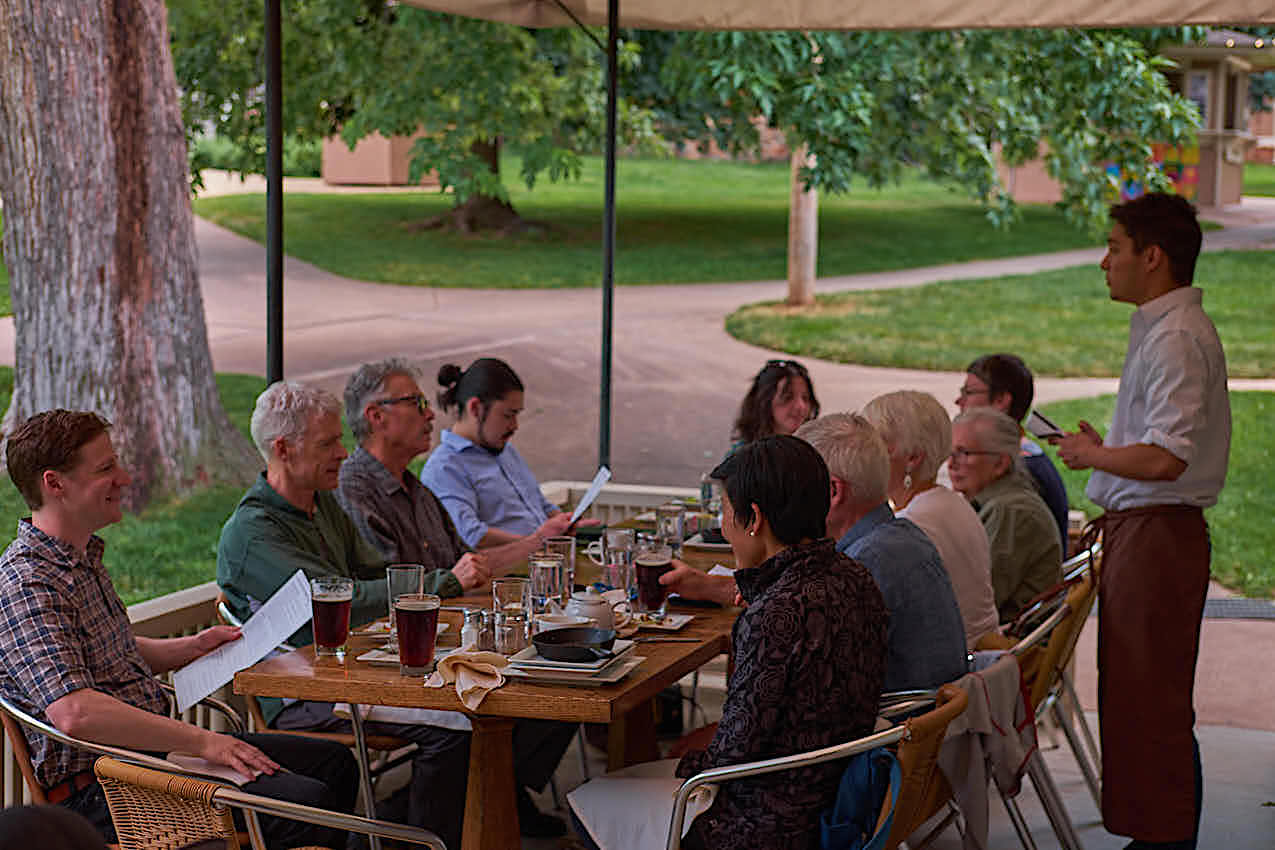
[748,530,756,537]
[903,472,913,491]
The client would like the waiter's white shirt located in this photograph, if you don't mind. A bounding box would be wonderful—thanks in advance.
[1086,286,1231,511]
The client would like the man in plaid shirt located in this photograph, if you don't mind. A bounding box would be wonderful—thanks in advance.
[0,409,358,846]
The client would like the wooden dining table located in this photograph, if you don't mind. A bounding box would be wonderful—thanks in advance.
[235,592,738,850]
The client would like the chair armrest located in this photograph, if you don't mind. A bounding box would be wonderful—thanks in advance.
[156,681,247,735]
[214,784,446,848]
[665,724,908,850]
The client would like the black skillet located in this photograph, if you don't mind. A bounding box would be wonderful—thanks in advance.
[532,627,617,662]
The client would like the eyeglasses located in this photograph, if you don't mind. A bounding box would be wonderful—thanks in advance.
[949,448,1001,463]
[957,386,989,400]
[375,394,430,414]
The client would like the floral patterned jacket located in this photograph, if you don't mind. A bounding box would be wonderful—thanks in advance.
[677,538,889,850]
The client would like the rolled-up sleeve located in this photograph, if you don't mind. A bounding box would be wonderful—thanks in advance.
[1138,329,1209,466]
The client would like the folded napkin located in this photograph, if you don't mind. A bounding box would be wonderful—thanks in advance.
[424,648,509,711]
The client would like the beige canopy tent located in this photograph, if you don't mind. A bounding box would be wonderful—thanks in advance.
[398,0,1275,30]
[260,0,1275,470]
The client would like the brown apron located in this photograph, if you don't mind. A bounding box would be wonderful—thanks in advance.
[1090,504,1209,842]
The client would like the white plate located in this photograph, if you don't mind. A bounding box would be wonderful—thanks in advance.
[504,654,645,687]
[632,612,694,631]
[683,532,732,551]
[509,639,635,671]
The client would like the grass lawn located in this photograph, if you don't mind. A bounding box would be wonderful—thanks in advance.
[192,155,1100,288]
[725,251,1275,377]
[1038,392,1275,598]
[1243,162,1275,196]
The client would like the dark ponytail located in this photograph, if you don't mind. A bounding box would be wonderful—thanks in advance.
[436,358,524,417]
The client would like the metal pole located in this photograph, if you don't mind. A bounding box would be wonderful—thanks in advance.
[265,0,284,383]
[599,0,618,470]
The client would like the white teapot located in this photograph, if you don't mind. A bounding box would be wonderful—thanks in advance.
[563,587,628,630]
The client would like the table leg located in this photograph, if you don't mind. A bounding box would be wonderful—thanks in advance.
[462,716,520,850]
[607,699,659,771]
[349,703,382,850]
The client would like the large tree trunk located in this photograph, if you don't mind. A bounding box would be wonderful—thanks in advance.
[0,0,258,510]
[413,138,549,236]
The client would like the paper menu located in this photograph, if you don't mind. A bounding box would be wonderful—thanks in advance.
[172,569,312,712]
[568,466,612,524]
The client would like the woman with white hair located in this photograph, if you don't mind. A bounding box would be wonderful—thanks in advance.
[950,407,1063,624]
[860,390,999,646]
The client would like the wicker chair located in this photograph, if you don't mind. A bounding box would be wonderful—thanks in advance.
[95,756,445,850]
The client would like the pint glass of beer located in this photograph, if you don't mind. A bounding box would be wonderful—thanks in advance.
[394,593,441,676]
[311,576,354,657]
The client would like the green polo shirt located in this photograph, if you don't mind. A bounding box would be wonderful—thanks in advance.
[217,474,461,724]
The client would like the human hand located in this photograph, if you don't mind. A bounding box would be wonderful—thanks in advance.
[199,731,279,780]
[537,513,574,539]
[659,561,736,607]
[452,552,491,591]
[1053,420,1104,470]
[192,626,242,658]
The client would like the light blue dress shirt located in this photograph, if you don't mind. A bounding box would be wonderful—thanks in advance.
[420,429,559,546]
[836,503,968,692]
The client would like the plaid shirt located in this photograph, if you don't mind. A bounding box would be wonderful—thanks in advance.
[0,520,167,788]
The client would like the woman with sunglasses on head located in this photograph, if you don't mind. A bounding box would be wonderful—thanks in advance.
[728,360,819,454]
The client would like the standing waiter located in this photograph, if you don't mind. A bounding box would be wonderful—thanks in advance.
[1052,191,1230,850]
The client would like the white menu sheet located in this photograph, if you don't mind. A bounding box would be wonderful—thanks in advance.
[173,569,312,712]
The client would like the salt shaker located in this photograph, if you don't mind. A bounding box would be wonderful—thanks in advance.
[461,609,483,650]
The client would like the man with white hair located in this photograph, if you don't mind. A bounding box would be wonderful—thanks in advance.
[795,414,967,692]
[217,381,569,846]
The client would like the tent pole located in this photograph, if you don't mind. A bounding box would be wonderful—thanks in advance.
[599,0,618,471]
[265,0,284,383]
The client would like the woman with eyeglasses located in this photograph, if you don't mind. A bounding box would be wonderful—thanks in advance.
[949,407,1062,624]
[729,360,819,452]
[860,390,1001,648]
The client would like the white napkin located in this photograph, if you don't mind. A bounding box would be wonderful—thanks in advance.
[423,647,509,710]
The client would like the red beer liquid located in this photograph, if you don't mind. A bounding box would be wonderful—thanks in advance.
[312,594,352,649]
[396,597,440,670]
[634,555,673,611]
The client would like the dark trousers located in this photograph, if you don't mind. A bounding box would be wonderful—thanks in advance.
[276,701,576,850]
[63,732,358,849]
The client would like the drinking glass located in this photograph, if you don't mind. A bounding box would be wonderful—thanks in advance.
[656,503,686,556]
[394,593,441,676]
[492,577,531,618]
[528,552,563,614]
[310,576,354,657]
[543,536,577,604]
[386,564,425,646]
[633,541,674,619]
[599,527,636,599]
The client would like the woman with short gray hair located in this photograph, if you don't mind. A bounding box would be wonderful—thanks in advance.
[861,390,999,647]
[951,407,1062,623]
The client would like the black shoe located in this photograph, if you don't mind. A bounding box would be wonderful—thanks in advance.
[517,787,567,838]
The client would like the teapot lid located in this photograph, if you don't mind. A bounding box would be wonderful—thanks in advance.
[571,587,604,601]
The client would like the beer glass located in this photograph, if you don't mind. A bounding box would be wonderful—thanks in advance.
[310,576,354,657]
[633,541,674,619]
[394,593,441,676]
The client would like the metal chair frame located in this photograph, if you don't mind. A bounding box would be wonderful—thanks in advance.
[0,693,444,849]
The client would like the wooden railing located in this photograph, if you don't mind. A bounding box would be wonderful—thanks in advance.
[1,481,694,808]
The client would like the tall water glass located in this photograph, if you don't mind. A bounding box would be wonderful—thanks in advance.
[310,576,353,657]
[529,552,564,613]
[656,503,686,556]
[492,577,531,618]
[601,527,636,599]
[543,536,577,604]
[386,564,425,646]
[395,593,440,676]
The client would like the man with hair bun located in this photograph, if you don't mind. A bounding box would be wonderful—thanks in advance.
[421,358,576,548]
[1052,192,1230,850]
